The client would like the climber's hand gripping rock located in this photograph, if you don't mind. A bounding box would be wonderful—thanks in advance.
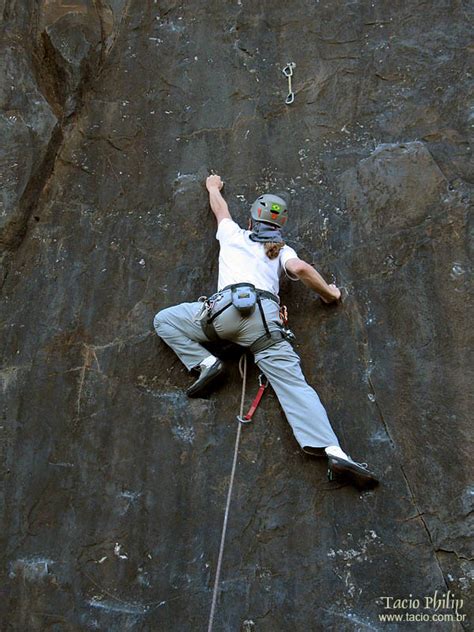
[320,283,341,303]
[206,174,224,191]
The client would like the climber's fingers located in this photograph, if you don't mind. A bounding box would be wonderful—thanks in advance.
[206,174,224,191]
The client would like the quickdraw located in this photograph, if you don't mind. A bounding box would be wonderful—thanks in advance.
[282,62,296,105]
[236,373,268,424]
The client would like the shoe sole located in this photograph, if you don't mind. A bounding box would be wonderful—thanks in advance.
[328,456,379,490]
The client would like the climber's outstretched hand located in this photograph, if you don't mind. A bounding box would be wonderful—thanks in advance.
[320,284,342,304]
[206,174,231,224]
[206,174,224,191]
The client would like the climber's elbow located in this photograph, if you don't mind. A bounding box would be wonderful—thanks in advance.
[285,258,311,279]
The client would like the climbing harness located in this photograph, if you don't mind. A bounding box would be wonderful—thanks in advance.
[282,62,296,105]
[248,301,295,353]
[197,284,280,341]
[196,285,296,354]
[208,354,267,631]
[256,294,271,338]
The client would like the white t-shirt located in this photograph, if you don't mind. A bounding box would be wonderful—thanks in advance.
[216,218,299,295]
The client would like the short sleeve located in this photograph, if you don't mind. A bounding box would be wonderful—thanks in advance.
[280,245,300,281]
[216,218,241,242]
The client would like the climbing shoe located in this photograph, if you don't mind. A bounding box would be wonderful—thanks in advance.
[186,359,225,398]
[327,454,379,490]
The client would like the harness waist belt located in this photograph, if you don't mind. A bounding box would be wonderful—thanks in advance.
[220,284,279,304]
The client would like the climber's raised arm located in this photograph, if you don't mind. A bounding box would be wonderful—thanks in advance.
[285,257,341,303]
[206,174,232,225]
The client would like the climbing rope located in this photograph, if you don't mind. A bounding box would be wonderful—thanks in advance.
[207,354,248,632]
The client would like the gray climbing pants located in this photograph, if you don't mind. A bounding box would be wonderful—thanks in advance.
[153,296,341,452]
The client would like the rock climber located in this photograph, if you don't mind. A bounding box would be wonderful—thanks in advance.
[153,174,379,490]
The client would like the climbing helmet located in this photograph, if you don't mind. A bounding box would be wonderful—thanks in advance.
[250,193,289,228]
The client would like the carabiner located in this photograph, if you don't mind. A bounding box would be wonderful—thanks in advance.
[258,373,268,388]
[236,415,252,424]
[282,62,295,77]
[285,92,295,105]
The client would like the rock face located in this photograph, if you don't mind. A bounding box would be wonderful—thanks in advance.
[1,1,472,630]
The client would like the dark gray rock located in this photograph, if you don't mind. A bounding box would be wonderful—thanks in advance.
[0,42,57,252]
[1,1,472,630]
[42,11,102,116]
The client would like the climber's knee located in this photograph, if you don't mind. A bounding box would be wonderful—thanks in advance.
[153,307,172,337]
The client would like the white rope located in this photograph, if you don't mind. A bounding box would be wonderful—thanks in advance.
[207,353,247,632]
